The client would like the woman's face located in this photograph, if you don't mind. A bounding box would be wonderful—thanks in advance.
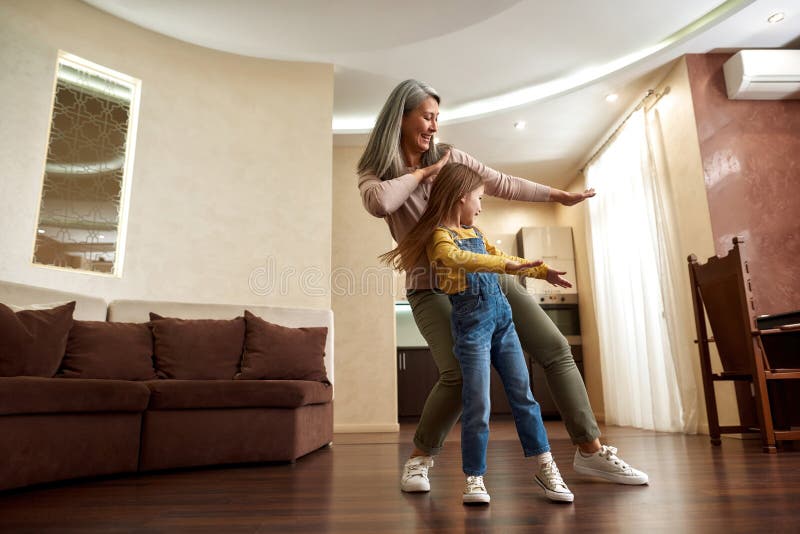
[401,96,439,156]
[459,185,484,226]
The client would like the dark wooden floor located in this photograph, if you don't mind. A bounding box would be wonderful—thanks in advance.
[1,418,799,533]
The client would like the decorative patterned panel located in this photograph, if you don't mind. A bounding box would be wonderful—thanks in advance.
[34,55,139,275]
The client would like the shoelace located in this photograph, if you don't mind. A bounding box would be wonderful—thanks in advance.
[540,462,569,492]
[465,475,486,493]
[598,445,631,471]
[404,458,433,480]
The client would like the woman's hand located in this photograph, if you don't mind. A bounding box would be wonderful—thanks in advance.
[545,268,573,288]
[505,259,543,273]
[416,150,451,184]
[552,188,596,206]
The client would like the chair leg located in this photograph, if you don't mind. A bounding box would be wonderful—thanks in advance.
[698,342,722,445]
[751,340,777,453]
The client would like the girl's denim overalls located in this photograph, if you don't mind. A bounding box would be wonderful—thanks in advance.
[444,225,550,476]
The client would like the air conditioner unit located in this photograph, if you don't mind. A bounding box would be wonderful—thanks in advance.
[723,49,800,100]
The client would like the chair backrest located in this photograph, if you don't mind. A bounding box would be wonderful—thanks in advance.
[688,237,757,375]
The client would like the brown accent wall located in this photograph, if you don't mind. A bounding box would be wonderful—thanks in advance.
[685,53,800,316]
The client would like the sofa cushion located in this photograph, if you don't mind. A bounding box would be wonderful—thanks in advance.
[0,376,150,416]
[149,313,245,379]
[145,379,332,410]
[59,321,158,380]
[0,301,75,377]
[235,310,328,382]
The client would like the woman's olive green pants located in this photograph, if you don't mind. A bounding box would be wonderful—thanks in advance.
[406,275,600,455]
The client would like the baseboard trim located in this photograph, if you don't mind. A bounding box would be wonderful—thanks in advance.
[594,411,605,424]
[334,423,400,433]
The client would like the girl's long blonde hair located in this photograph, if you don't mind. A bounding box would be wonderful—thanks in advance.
[380,163,484,272]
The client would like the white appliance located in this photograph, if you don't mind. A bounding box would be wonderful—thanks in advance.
[723,49,800,100]
[516,226,577,297]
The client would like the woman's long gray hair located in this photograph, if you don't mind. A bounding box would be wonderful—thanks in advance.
[357,79,450,181]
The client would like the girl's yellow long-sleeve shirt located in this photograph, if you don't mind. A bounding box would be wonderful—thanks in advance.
[426,226,550,294]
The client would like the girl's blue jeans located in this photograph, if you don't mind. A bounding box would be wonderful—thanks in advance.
[450,282,550,476]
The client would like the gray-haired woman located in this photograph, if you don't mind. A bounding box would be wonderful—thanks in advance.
[357,79,648,495]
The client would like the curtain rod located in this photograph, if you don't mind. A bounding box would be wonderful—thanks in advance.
[579,86,671,174]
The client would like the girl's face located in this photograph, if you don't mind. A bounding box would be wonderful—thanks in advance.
[459,185,484,226]
[401,96,439,156]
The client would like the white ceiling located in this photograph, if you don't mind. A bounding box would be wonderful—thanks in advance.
[83,0,799,189]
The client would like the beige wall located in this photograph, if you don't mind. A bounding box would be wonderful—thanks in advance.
[0,0,334,310]
[559,56,738,431]
[331,146,398,432]
[477,198,557,257]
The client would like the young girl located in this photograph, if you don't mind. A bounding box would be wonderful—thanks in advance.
[382,162,575,504]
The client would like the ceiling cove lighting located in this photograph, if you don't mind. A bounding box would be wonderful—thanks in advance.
[767,12,785,23]
[332,0,750,134]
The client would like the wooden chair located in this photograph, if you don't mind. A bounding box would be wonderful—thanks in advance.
[688,236,800,453]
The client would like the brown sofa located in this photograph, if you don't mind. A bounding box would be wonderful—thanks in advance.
[0,282,334,492]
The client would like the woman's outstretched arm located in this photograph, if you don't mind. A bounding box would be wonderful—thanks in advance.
[451,149,594,206]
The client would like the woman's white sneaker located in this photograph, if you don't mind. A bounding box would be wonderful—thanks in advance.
[400,456,434,492]
[462,475,491,504]
[573,445,649,485]
[535,460,574,503]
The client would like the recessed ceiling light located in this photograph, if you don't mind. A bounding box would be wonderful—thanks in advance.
[514,121,526,130]
[767,12,785,23]
[37,229,45,234]
[605,93,619,102]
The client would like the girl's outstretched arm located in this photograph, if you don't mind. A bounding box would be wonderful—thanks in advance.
[428,230,509,274]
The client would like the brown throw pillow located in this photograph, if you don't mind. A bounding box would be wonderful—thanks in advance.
[149,313,245,379]
[0,301,76,377]
[59,321,157,380]
[235,310,328,382]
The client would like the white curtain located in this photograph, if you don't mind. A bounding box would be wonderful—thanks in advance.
[585,108,697,433]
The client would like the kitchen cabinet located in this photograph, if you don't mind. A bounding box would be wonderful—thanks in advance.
[397,348,440,417]
[516,226,578,295]
[398,347,586,418]
[517,227,575,261]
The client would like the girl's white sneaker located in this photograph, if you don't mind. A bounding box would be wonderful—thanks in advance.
[535,460,575,503]
[463,475,491,504]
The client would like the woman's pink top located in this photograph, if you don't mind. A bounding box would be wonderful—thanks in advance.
[358,148,551,290]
